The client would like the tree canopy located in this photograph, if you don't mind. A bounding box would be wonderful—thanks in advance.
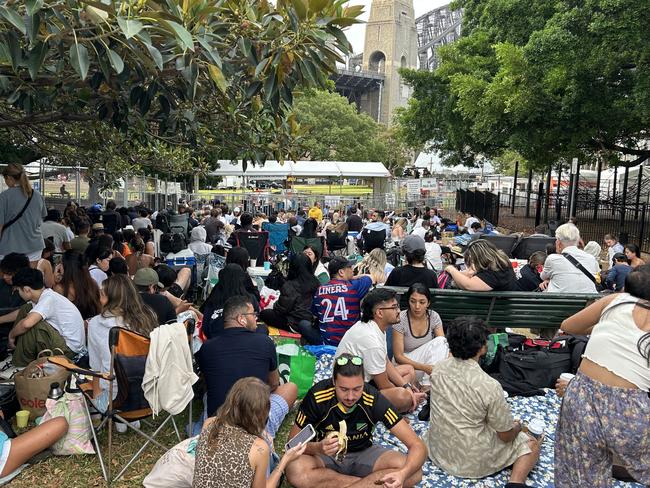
[292,88,411,171]
[0,0,362,181]
[397,0,650,171]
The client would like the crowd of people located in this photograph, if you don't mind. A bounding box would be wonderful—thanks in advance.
[0,162,648,487]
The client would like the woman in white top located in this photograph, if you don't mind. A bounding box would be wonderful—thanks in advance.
[424,230,443,271]
[392,283,448,385]
[87,246,111,287]
[555,265,650,486]
[88,274,158,412]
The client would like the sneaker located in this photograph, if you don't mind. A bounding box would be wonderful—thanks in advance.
[0,365,23,381]
[115,420,140,433]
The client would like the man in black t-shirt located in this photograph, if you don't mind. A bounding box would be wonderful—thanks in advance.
[285,353,426,488]
[133,268,177,324]
[197,296,297,439]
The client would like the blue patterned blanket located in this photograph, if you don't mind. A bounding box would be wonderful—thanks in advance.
[313,354,643,488]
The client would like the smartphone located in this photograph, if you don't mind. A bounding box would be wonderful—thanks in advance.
[285,424,316,450]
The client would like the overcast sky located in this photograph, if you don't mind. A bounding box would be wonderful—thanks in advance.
[344,0,451,54]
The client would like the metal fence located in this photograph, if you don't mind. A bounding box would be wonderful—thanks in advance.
[455,189,500,225]
[500,187,650,254]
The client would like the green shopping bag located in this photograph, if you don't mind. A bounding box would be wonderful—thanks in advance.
[276,340,316,399]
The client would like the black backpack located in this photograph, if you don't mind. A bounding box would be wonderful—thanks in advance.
[489,335,587,396]
[160,233,187,254]
[156,212,171,234]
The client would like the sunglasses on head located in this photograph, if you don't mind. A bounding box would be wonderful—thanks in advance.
[336,356,363,366]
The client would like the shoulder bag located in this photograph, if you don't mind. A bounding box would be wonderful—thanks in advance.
[0,191,33,241]
[562,252,603,291]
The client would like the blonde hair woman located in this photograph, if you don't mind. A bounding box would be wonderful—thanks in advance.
[354,248,389,284]
[193,377,306,488]
[391,217,408,242]
[87,274,158,412]
[444,239,521,291]
[0,163,47,266]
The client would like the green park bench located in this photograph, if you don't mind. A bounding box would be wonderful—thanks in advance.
[381,287,601,330]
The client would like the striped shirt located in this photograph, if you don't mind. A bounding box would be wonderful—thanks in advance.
[312,277,373,346]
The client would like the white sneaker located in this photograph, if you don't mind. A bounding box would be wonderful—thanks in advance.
[0,361,23,380]
[115,420,140,433]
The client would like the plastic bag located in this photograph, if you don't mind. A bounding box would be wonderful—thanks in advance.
[41,392,94,455]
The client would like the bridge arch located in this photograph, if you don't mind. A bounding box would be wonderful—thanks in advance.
[368,51,386,74]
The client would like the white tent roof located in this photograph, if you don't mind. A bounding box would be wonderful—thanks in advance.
[210,160,390,178]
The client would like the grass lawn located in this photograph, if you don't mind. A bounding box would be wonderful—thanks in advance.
[8,400,297,487]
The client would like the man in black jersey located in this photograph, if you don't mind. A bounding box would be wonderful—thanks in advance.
[285,353,426,488]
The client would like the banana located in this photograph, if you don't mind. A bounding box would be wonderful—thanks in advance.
[325,420,348,461]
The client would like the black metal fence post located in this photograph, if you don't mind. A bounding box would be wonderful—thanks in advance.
[594,157,602,220]
[544,165,552,223]
[535,182,543,227]
[511,160,519,214]
[635,163,644,220]
[525,168,533,218]
[639,203,647,252]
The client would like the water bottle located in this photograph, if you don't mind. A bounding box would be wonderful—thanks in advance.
[48,382,63,401]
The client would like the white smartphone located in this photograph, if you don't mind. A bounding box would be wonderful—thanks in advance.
[285,424,316,450]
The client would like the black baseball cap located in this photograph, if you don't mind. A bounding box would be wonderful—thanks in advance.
[328,256,355,276]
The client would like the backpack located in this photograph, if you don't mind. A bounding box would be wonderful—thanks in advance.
[156,212,171,234]
[489,335,587,396]
[160,233,187,254]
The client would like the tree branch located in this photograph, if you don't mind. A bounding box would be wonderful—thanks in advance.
[0,111,96,128]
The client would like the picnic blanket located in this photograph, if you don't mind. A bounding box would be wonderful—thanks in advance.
[313,354,644,488]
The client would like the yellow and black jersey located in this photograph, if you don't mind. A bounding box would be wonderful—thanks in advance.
[295,379,402,452]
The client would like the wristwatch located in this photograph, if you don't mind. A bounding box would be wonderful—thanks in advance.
[402,383,413,390]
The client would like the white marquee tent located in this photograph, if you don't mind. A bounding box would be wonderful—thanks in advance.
[208,160,391,178]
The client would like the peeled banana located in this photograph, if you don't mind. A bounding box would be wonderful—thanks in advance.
[325,420,348,461]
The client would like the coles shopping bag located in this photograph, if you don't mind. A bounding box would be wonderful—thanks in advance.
[276,340,316,399]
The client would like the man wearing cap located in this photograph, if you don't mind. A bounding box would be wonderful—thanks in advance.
[132,268,176,324]
[312,256,375,346]
[41,209,71,252]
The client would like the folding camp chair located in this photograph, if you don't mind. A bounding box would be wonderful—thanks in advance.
[288,235,325,257]
[235,230,270,266]
[48,321,195,483]
[360,228,386,254]
[326,229,348,256]
[262,222,289,254]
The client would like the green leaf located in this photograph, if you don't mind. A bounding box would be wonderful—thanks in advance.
[292,0,307,20]
[26,0,44,16]
[69,42,90,80]
[27,42,47,80]
[0,6,26,34]
[117,17,144,39]
[197,37,221,67]
[167,20,194,51]
[208,64,228,93]
[308,0,329,13]
[85,5,109,24]
[107,48,124,74]
[255,58,270,78]
[145,43,164,71]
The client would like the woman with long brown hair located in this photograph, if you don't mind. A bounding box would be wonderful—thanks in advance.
[0,163,47,266]
[53,250,101,320]
[193,377,306,488]
[87,274,158,412]
[445,239,521,291]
